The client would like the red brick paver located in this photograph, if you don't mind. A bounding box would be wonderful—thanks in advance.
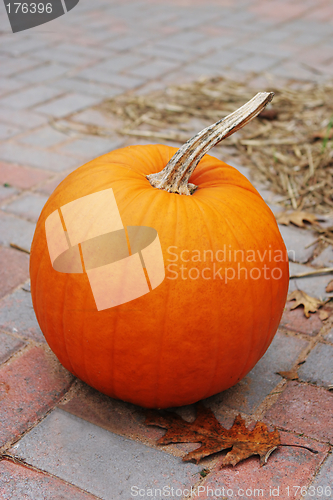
[0,331,24,364]
[264,381,333,444]
[0,246,29,300]
[0,345,73,447]
[0,460,99,500]
[280,302,323,336]
[0,161,50,189]
[58,382,172,446]
[197,431,329,500]
[250,1,312,22]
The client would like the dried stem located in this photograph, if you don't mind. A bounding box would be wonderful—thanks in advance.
[290,267,333,279]
[280,444,318,454]
[147,92,274,195]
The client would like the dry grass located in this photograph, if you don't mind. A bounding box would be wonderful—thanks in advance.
[99,76,333,214]
[58,76,333,214]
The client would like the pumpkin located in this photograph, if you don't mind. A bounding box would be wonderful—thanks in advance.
[30,93,289,409]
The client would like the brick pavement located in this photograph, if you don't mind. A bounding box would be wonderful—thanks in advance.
[0,0,333,499]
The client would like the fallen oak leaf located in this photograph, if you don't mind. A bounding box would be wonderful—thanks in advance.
[319,310,330,321]
[277,369,299,381]
[276,211,322,228]
[326,280,333,293]
[145,403,280,467]
[287,290,323,318]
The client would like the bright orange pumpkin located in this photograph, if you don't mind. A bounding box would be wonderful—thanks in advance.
[30,93,289,408]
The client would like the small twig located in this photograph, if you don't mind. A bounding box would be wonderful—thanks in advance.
[287,175,298,210]
[280,444,318,454]
[0,453,27,464]
[9,243,30,254]
[239,138,301,146]
[304,237,321,249]
[303,144,315,184]
[290,267,333,279]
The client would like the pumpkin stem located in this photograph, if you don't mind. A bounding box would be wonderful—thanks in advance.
[147,92,274,195]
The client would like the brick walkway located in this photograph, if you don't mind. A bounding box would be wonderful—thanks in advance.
[0,0,333,499]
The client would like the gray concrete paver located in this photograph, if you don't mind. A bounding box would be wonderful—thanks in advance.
[11,408,202,500]
[269,61,321,80]
[19,126,70,148]
[32,47,101,67]
[1,193,48,222]
[0,331,25,364]
[0,85,66,110]
[58,137,123,160]
[0,460,100,500]
[75,68,146,89]
[0,106,48,129]
[127,59,182,80]
[289,262,332,300]
[16,63,71,83]
[0,185,18,202]
[204,330,308,413]
[0,211,36,251]
[304,453,333,499]
[0,77,28,98]
[53,77,124,98]
[84,53,149,73]
[325,328,333,343]
[105,35,151,52]
[311,246,333,268]
[298,343,333,388]
[195,48,250,69]
[1,57,43,78]
[0,286,44,343]
[233,54,285,73]
[0,122,22,140]
[34,93,101,118]
[0,143,80,171]
[278,225,316,264]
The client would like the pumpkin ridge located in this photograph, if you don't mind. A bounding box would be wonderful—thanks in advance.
[80,272,94,388]
[223,197,283,373]
[206,197,258,383]
[60,273,74,376]
[154,195,180,408]
[195,194,283,381]
[190,196,226,399]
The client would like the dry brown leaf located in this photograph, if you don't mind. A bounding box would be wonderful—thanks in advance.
[276,211,321,228]
[326,280,333,293]
[287,290,323,317]
[145,403,280,467]
[277,369,299,380]
[319,310,329,321]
